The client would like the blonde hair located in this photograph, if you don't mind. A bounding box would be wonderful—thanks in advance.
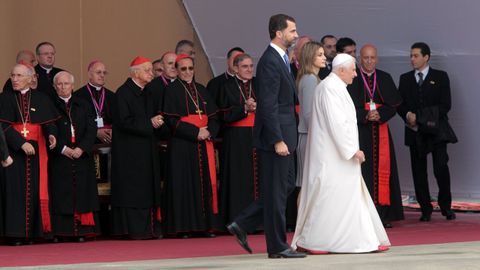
[296,41,322,85]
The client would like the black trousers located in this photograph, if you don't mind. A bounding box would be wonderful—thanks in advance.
[234,149,295,254]
[409,143,452,215]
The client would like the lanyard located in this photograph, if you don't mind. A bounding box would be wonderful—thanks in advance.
[360,69,377,101]
[86,84,105,117]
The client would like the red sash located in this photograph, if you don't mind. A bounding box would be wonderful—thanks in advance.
[363,103,390,206]
[295,104,300,114]
[12,123,52,232]
[75,212,95,225]
[226,113,255,127]
[180,115,218,214]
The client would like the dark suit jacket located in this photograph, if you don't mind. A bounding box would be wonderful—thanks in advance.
[253,45,298,152]
[397,67,457,147]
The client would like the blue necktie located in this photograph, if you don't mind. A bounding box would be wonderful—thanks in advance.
[283,53,291,73]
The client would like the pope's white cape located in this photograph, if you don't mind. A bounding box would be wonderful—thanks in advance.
[291,72,390,253]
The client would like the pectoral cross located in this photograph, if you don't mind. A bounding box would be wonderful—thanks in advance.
[196,108,203,119]
[21,126,30,138]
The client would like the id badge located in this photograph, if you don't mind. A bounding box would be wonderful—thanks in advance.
[369,100,376,111]
[95,117,104,128]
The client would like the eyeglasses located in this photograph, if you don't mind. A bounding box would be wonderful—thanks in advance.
[38,52,55,56]
[180,66,194,72]
[94,71,109,75]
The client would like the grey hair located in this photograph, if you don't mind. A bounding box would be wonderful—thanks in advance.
[53,71,75,84]
[13,64,34,76]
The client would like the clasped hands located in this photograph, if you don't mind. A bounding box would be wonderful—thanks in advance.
[366,110,380,122]
[63,147,84,159]
[151,114,164,129]
[244,98,256,112]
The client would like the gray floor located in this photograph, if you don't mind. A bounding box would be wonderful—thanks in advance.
[3,241,479,270]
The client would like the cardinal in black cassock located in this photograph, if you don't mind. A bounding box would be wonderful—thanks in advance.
[0,63,59,245]
[163,55,220,237]
[218,54,260,225]
[110,57,163,239]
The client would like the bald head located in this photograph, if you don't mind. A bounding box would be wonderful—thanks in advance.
[88,61,107,87]
[359,44,378,74]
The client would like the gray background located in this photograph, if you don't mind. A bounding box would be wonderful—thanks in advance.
[183,0,480,199]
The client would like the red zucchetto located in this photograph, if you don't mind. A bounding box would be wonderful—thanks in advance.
[130,56,151,67]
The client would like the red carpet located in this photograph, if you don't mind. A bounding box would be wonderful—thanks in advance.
[0,210,479,267]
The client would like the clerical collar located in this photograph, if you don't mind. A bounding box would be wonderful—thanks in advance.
[235,75,249,83]
[88,82,103,91]
[60,95,72,103]
[361,68,375,77]
[270,42,287,59]
[131,78,144,90]
[415,65,429,78]
[40,65,53,74]
[226,70,235,77]
[19,88,30,95]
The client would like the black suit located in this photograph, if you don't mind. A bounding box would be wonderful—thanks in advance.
[233,45,297,254]
[397,67,457,216]
[35,64,63,101]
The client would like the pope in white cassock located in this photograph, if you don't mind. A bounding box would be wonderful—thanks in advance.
[291,54,391,253]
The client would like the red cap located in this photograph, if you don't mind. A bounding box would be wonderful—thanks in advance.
[18,60,34,69]
[130,56,151,67]
[175,54,193,63]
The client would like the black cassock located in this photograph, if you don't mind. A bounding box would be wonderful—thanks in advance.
[219,77,259,224]
[110,78,162,239]
[48,96,100,237]
[0,89,59,239]
[35,65,63,101]
[347,68,404,223]
[163,79,220,235]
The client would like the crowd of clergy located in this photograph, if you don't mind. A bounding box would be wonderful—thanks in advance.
[0,35,456,246]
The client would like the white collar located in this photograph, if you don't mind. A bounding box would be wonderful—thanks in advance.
[415,65,430,77]
[60,95,72,103]
[131,78,144,90]
[270,42,287,59]
[330,72,348,87]
[88,82,103,91]
[20,88,30,95]
[40,65,53,74]
[226,70,235,77]
[235,75,249,83]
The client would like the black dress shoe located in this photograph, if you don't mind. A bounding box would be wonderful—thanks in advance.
[9,239,23,246]
[443,210,456,220]
[227,222,252,254]
[268,248,307,259]
[419,213,431,222]
[383,223,393,228]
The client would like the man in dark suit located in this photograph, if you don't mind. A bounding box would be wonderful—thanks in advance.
[397,42,457,222]
[226,14,306,259]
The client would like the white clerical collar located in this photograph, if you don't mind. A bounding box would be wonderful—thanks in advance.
[170,78,176,82]
[60,95,72,103]
[361,68,375,77]
[235,75,248,83]
[131,78,144,90]
[20,88,30,95]
[88,82,102,91]
[226,70,235,77]
[40,65,53,74]
[415,65,429,77]
[270,42,287,59]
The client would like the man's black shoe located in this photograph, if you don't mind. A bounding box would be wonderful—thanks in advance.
[268,248,307,259]
[226,222,252,254]
[419,213,431,222]
[443,210,456,220]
